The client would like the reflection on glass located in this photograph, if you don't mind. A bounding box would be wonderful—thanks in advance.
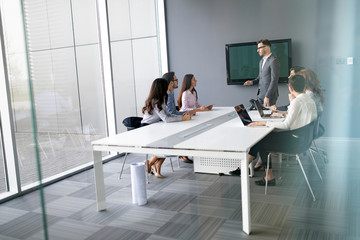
[0,122,6,193]
[1,0,108,189]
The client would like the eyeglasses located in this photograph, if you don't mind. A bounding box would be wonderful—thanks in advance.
[174,79,178,82]
[257,46,266,50]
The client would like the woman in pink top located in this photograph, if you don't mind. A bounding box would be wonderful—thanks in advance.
[177,74,213,112]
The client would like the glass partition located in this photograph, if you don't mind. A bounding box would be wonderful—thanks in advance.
[0,121,6,193]
[108,0,165,133]
[1,0,108,189]
[0,0,167,201]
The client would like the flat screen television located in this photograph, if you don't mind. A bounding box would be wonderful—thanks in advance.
[225,39,292,85]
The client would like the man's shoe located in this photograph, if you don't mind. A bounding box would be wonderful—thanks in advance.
[255,178,276,186]
[229,168,241,176]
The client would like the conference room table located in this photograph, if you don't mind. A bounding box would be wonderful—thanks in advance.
[91,107,275,235]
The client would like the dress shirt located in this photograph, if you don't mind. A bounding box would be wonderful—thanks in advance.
[180,90,201,112]
[266,93,317,130]
[261,53,272,69]
[166,90,185,116]
[141,102,182,125]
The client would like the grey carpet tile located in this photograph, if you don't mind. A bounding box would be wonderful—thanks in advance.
[160,179,214,196]
[180,196,241,219]
[69,183,121,200]
[147,235,179,240]
[107,206,177,233]
[212,219,282,240]
[200,182,241,199]
[230,201,290,227]
[26,218,103,240]
[85,226,151,240]
[144,176,180,192]
[1,191,59,212]
[146,191,197,212]
[293,186,349,211]
[278,227,358,240]
[103,162,129,174]
[33,196,94,218]
[248,181,300,199]
[68,202,130,225]
[66,169,113,184]
[107,187,158,205]
[154,212,225,240]
[104,173,132,188]
[0,234,18,240]
[285,206,351,234]
[248,192,296,206]
[180,171,221,182]
[0,206,29,225]
[43,180,92,196]
[0,212,60,239]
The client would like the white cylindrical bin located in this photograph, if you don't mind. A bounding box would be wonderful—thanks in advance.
[130,162,147,206]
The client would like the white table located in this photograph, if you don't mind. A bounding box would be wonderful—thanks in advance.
[92,107,274,235]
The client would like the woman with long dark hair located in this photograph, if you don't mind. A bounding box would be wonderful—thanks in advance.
[297,69,324,115]
[177,74,213,112]
[141,78,191,177]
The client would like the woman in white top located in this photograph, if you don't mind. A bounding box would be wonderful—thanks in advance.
[177,74,213,112]
[141,78,191,178]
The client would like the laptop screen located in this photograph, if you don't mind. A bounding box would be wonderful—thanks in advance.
[234,104,252,126]
[254,100,264,116]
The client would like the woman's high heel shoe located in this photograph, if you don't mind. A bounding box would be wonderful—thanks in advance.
[151,165,165,178]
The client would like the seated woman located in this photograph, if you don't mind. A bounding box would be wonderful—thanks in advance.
[177,74,213,112]
[297,68,324,115]
[141,78,191,178]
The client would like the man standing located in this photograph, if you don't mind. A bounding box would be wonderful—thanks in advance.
[244,39,280,107]
[162,72,194,163]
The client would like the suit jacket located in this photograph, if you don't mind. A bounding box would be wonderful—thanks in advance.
[252,54,280,106]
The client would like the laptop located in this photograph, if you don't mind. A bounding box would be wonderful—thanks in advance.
[234,104,252,126]
[254,100,283,119]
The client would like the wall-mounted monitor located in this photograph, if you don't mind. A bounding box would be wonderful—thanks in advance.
[225,39,292,85]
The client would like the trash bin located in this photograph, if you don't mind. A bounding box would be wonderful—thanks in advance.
[130,162,147,206]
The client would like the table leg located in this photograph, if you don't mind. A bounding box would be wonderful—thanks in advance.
[240,152,251,234]
[93,150,106,211]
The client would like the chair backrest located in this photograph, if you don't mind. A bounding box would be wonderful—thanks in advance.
[270,120,316,155]
[122,117,143,131]
[313,112,325,139]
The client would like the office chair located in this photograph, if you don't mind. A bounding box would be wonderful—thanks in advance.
[310,112,327,165]
[263,121,321,201]
[119,117,178,183]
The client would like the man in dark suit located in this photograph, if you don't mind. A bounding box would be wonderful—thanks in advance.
[244,39,280,107]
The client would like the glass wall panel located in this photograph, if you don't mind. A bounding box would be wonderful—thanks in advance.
[129,0,157,38]
[109,0,164,133]
[1,0,108,189]
[111,41,137,132]
[108,0,131,41]
[0,122,6,193]
[132,37,160,115]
